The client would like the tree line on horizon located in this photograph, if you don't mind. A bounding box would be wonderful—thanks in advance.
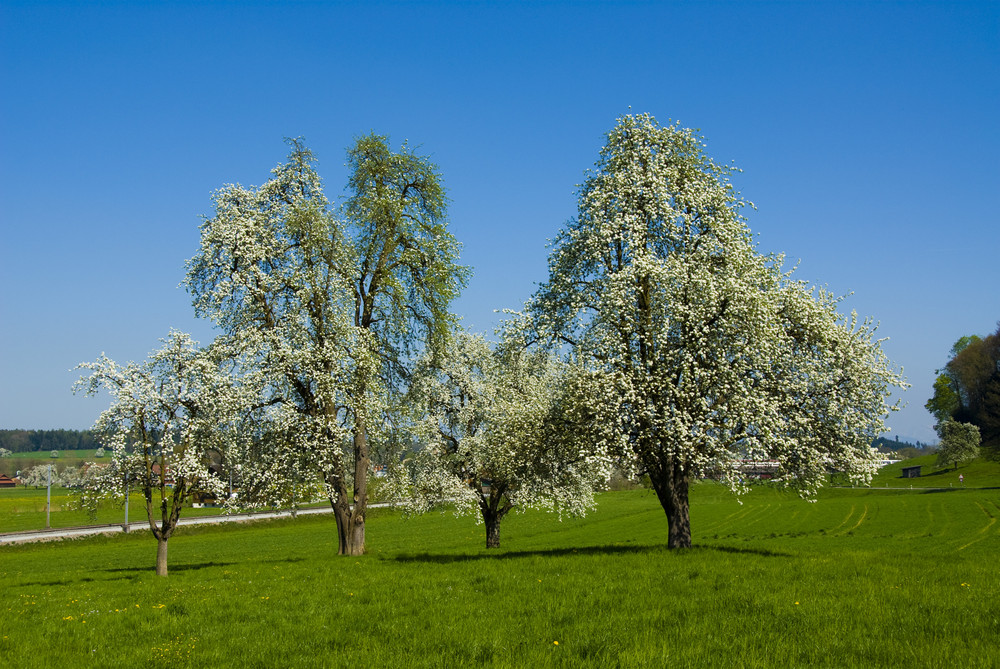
[0,429,100,453]
[2,428,923,458]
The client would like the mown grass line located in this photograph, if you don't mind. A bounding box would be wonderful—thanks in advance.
[2,486,998,668]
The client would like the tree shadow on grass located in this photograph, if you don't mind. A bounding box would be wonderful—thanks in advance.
[100,555,306,575]
[11,555,308,585]
[387,542,789,564]
[705,544,792,558]
[917,486,1000,494]
[13,561,244,586]
[102,560,239,575]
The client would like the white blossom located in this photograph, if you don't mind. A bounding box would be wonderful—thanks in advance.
[74,331,244,575]
[530,113,907,548]
[390,327,614,548]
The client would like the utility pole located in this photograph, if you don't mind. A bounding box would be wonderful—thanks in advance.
[123,472,130,532]
[45,464,52,529]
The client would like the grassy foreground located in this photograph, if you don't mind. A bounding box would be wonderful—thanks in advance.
[1,485,998,668]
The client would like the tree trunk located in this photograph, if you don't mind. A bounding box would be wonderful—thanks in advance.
[333,506,366,556]
[650,466,692,549]
[348,514,365,556]
[484,510,501,549]
[333,502,350,556]
[156,537,169,576]
[345,412,369,556]
[480,486,510,549]
[327,409,369,557]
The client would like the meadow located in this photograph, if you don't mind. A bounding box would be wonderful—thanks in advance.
[1,479,998,668]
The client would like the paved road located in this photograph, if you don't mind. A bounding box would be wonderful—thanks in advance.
[0,503,390,546]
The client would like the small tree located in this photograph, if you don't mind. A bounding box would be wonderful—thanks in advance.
[395,329,612,548]
[75,331,242,576]
[50,450,59,459]
[936,420,980,470]
[0,447,11,458]
[19,465,51,489]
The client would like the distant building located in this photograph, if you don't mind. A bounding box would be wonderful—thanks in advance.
[735,460,780,479]
[0,474,17,488]
[901,465,922,479]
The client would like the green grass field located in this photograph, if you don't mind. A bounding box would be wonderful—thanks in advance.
[2,483,997,668]
[0,448,112,473]
[870,453,1000,488]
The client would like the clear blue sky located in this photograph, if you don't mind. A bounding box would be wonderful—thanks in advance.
[2,1,997,444]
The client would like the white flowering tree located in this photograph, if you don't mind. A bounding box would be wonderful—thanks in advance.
[936,420,980,470]
[395,329,613,548]
[186,136,467,556]
[0,447,11,458]
[74,331,242,575]
[530,113,906,548]
[18,465,51,489]
[57,466,83,488]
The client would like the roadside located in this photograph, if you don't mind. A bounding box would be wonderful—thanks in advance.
[0,503,393,545]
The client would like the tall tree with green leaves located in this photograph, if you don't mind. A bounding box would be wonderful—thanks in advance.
[530,113,905,549]
[186,136,467,556]
[925,326,1000,456]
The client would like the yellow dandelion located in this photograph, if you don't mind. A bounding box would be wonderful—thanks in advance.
[554,641,559,645]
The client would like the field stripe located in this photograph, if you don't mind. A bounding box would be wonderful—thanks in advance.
[957,502,998,552]
[847,504,870,533]
[829,505,856,534]
[699,503,770,534]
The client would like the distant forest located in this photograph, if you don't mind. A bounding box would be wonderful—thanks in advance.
[1,429,933,458]
[873,436,934,461]
[0,429,101,453]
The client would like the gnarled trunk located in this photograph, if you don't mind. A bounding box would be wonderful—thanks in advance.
[329,415,369,557]
[331,492,367,556]
[484,509,501,549]
[649,463,692,549]
[479,484,510,549]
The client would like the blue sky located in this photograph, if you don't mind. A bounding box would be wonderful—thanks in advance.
[1,1,997,444]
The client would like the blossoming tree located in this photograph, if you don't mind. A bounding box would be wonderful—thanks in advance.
[530,113,906,548]
[935,420,980,470]
[186,136,467,556]
[74,331,242,575]
[395,329,613,548]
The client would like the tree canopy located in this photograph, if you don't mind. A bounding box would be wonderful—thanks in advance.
[925,324,1000,458]
[74,331,242,576]
[935,420,980,470]
[394,328,613,548]
[529,113,905,548]
[185,136,468,556]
